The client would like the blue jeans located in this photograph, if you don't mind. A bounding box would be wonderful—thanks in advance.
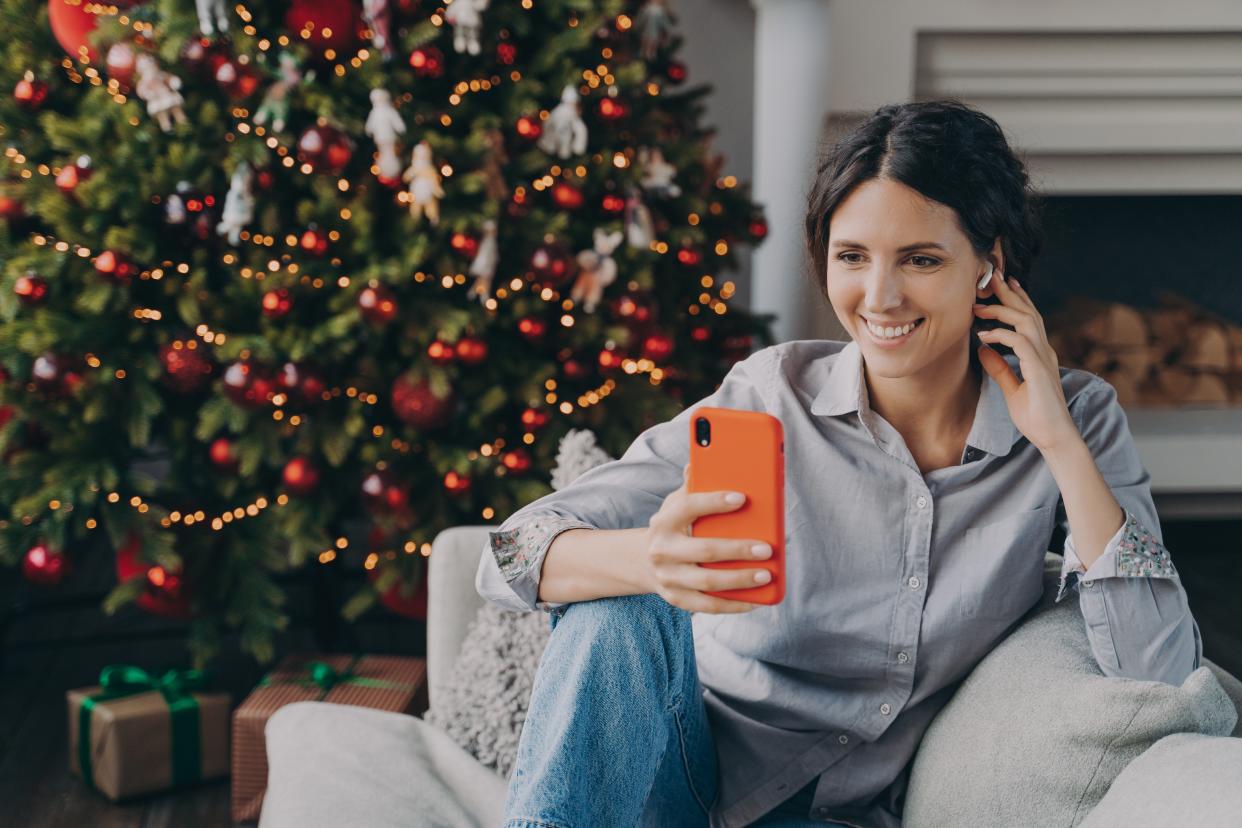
[501,592,852,827]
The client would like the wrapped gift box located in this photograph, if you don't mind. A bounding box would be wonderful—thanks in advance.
[67,666,230,801]
[231,653,427,823]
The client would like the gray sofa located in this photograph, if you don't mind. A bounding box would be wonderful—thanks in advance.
[257,525,1242,827]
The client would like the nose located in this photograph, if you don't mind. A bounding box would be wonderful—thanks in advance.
[861,265,906,314]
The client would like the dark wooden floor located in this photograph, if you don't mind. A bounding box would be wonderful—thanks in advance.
[1,518,1239,827]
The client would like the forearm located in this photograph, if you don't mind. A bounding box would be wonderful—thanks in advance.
[1043,436,1125,570]
[537,527,653,604]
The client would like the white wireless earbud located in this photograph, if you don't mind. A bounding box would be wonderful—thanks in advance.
[977,263,1003,290]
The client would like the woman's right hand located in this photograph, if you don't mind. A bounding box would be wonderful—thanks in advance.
[642,469,774,613]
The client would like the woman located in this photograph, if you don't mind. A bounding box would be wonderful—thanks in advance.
[477,99,1201,828]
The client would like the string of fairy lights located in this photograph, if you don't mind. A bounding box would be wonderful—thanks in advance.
[4,1,749,565]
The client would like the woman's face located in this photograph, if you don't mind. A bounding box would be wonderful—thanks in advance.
[825,177,993,377]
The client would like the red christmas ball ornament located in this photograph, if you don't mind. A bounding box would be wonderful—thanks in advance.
[691,325,711,342]
[22,541,68,586]
[222,359,273,407]
[115,532,192,620]
[261,288,292,319]
[31,352,83,396]
[255,167,275,190]
[530,242,574,285]
[283,456,320,496]
[299,225,329,255]
[515,115,542,142]
[0,194,25,222]
[601,193,626,213]
[94,249,138,283]
[361,468,409,513]
[426,339,455,365]
[665,60,688,83]
[297,123,354,174]
[598,347,624,372]
[520,407,550,432]
[642,331,676,361]
[106,42,138,88]
[408,45,444,78]
[208,436,238,471]
[443,470,471,494]
[14,71,48,110]
[517,316,547,342]
[676,245,702,267]
[610,293,657,325]
[391,373,454,429]
[597,97,628,121]
[500,447,532,474]
[454,336,488,365]
[496,41,517,65]
[55,154,92,193]
[748,216,768,240]
[551,181,584,210]
[285,0,363,56]
[358,281,398,325]
[48,0,100,61]
[562,355,591,381]
[159,340,214,393]
[370,565,428,620]
[277,361,325,405]
[450,231,479,259]
[298,370,327,403]
[215,58,261,100]
[14,270,48,305]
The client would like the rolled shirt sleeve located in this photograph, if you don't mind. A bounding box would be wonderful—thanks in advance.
[475,352,770,614]
[1051,379,1203,685]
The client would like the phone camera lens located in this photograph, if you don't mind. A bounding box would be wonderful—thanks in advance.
[695,416,711,447]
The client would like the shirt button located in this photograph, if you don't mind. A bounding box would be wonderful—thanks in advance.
[897,652,909,663]
[908,576,921,590]
[916,495,927,508]
[814,806,830,818]
[839,734,849,744]
[1084,579,1096,589]
[880,703,891,715]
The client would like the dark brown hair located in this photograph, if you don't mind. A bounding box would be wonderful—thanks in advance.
[804,99,1044,362]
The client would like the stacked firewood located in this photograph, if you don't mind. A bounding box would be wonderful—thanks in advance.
[1046,294,1242,407]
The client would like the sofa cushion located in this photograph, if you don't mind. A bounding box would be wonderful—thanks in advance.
[259,701,507,828]
[1078,732,1242,827]
[902,556,1239,828]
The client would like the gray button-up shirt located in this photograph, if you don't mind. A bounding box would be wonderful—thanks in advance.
[476,338,1202,828]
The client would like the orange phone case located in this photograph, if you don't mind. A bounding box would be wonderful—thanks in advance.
[686,405,785,604]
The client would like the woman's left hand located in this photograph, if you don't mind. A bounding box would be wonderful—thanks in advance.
[973,275,1082,454]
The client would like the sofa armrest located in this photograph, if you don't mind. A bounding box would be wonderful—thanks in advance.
[427,525,493,709]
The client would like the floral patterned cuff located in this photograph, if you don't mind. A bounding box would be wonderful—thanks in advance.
[1055,508,1178,603]
[489,514,597,584]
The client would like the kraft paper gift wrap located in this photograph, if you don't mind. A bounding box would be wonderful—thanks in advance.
[66,665,230,801]
[230,653,427,823]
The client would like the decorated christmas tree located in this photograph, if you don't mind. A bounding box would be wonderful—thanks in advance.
[0,0,774,666]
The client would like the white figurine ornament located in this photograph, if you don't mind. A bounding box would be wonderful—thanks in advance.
[365,88,407,182]
[195,0,230,37]
[444,0,490,55]
[467,219,500,305]
[636,0,675,61]
[538,85,589,160]
[253,52,308,134]
[216,161,255,246]
[134,54,187,132]
[623,184,655,250]
[402,140,445,225]
[572,228,625,313]
[638,146,682,199]
[363,0,395,60]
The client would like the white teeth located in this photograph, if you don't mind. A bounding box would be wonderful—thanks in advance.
[866,318,921,339]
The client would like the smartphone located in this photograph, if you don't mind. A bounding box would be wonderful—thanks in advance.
[686,406,785,605]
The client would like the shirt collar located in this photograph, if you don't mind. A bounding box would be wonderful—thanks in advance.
[809,338,1022,458]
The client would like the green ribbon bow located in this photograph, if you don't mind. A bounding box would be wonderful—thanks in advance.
[77,665,206,792]
[258,656,419,697]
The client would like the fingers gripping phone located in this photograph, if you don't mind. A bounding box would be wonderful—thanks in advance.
[687,406,786,605]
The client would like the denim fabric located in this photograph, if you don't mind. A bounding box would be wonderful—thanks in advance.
[502,593,853,828]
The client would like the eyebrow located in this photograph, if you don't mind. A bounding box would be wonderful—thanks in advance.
[830,240,951,253]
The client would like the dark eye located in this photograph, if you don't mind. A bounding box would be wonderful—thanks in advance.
[836,252,864,264]
[910,255,940,267]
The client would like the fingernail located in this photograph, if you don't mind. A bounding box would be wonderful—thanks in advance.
[726,492,745,505]
[751,543,772,558]
[753,570,771,583]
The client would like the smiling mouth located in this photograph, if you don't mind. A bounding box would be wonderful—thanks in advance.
[860,316,925,341]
